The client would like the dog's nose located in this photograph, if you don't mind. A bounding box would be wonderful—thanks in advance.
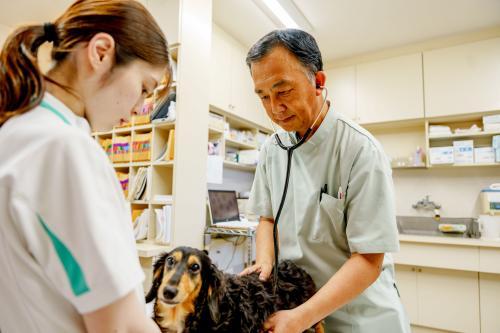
[163,286,178,300]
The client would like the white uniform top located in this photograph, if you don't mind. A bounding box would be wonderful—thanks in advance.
[248,106,411,333]
[0,93,145,333]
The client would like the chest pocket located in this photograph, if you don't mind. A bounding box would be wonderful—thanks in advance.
[310,193,346,246]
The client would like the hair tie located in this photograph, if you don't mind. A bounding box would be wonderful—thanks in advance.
[43,22,59,45]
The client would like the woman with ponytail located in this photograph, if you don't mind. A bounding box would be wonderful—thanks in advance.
[0,1,170,332]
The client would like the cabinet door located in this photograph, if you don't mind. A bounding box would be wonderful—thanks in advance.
[356,53,424,124]
[417,267,480,333]
[395,265,419,325]
[230,39,249,117]
[209,25,232,111]
[325,66,357,121]
[424,38,500,118]
[479,273,500,333]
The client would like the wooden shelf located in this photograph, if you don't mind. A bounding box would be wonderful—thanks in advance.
[136,242,170,258]
[153,120,176,130]
[429,130,500,140]
[392,165,428,170]
[209,127,224,135]
[429,163,500,168]
[113,162,130,168]
[150,200,173,205]
[114,127,132,134]
[153,160,174,167]
[130,161,150,167]
[225,138,257,150]
[131,200,149,205]
[223,160,257,172]
[133,124,153,132]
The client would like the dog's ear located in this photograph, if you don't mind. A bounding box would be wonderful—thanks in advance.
[203,249,209,255]
[207,263,224,322]
[145,252,168,303]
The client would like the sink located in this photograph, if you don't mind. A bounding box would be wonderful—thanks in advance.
[397,216,480,239]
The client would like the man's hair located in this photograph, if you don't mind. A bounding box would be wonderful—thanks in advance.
[246,29,323,80]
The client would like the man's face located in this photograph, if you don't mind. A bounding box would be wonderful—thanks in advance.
[250,46,321,135]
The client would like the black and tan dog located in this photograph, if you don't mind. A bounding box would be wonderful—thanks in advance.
[145,246,324,333]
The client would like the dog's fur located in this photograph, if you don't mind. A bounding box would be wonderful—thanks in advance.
[145,246,324,333]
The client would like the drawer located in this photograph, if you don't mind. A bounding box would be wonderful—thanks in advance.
[393,242,479,271]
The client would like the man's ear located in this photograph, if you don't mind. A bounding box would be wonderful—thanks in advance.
[87,32,115,75]
[314,71,326,96]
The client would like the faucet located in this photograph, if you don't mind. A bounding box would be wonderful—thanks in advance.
[412,195,441,221]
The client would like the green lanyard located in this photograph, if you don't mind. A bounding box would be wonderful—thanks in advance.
[40,100,71,125]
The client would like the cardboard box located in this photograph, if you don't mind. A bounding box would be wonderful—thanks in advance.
[429,147,454,165]
[453,140,474,164]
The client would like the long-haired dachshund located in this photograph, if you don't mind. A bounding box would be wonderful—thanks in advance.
[145,246,324,333]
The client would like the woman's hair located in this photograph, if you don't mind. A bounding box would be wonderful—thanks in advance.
[0,0,170,126]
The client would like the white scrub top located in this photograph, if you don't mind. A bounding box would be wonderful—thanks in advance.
[248,106,411,333]
[0,93,145,333]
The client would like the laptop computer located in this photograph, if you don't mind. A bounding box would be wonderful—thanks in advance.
[207,190,258,229]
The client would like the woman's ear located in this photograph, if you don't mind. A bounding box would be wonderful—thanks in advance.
[86,32,115,76]
[145,253,168,303]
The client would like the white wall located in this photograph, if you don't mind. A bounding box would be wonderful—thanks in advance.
[0,23,12,47]
[392,168,499,218]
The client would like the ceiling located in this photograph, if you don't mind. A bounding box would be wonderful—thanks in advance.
[213,0,500,63]
[1,0,499,64]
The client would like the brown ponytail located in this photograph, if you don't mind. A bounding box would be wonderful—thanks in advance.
[0,0,170,127]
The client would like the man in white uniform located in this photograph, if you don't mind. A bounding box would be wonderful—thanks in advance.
[243,29,411,333]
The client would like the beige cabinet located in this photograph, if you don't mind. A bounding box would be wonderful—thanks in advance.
[395,265,418,323]
[480,273,500,333]
[424,37,500,118]
[210,25,270,129]
[325,66,357,121]
[418,267,480,333]
[356,53,424,124]
[209,25,232,112]
[395,265,480,333]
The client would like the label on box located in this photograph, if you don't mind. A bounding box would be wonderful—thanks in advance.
[453,140,474,164]
[474,147,495,164]
[429,147,454,165]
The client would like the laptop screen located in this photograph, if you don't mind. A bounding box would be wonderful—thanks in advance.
[208,190,240,223]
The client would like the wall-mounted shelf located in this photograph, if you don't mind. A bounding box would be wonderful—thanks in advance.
[136,242,171,258]
[223,160,257,172]
[225,138,257,150]
[429,130,500,141]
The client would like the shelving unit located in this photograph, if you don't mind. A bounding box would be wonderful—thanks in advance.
[208,106,271,174]
[92,43,181,257]
[426,114,500,168]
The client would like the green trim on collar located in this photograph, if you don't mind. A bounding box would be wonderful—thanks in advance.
[40,100,71,125]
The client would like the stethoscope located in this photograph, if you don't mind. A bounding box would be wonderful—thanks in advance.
[270,86,329,293]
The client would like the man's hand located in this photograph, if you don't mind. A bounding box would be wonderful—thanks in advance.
[263,309,306,333]
[239,261,273,281]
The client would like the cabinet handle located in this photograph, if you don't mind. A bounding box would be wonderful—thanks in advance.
[411,267,415,272]
[417,268,422,273]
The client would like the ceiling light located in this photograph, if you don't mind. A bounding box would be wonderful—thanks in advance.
[261,0,299,29]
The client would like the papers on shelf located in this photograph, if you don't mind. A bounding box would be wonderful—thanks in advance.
[133,208,149,241]
[155,205,172,243]
[128,167,151,201]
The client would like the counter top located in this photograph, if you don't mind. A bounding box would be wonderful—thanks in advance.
[399,234,500,248]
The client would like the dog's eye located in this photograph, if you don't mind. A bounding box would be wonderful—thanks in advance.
[189,263,200,272]
[166,257,175,267]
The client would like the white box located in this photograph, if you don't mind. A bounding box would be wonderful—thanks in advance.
[453,140,474,164]
[429,147,454,165]
[474,147,495,164]
[483,114,500,124]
